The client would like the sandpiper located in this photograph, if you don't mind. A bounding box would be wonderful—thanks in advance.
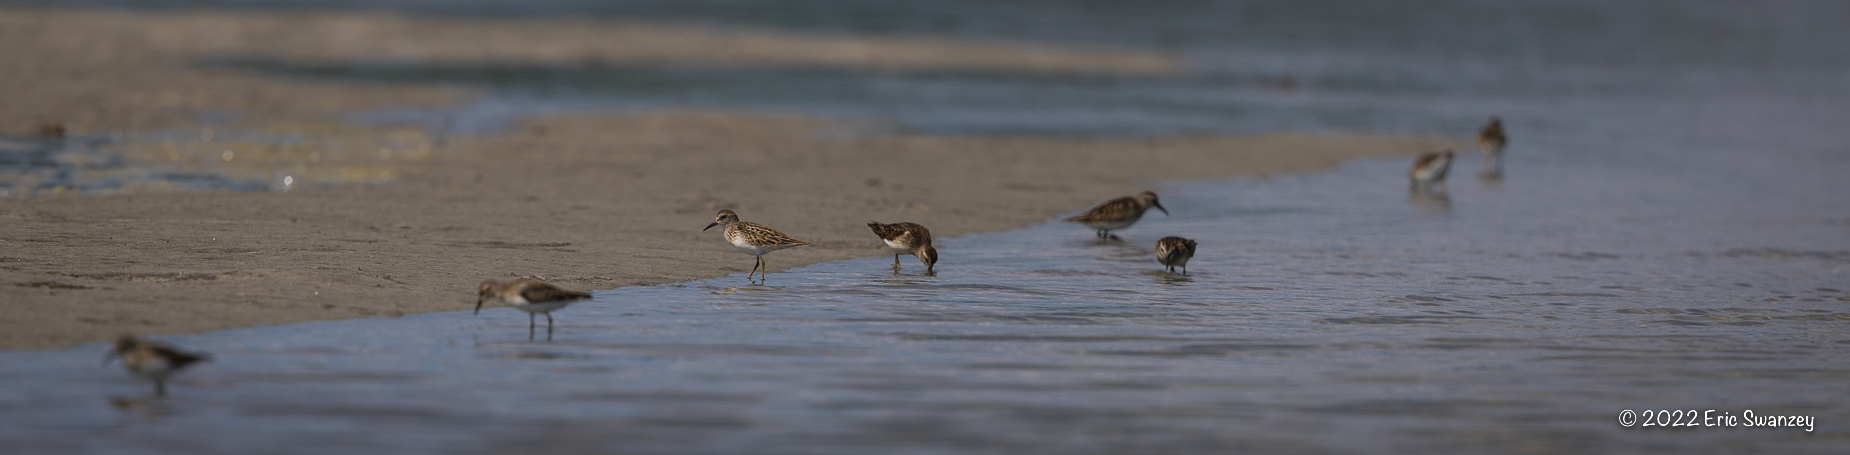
[705,209,809,283]
[1478,117,1506,172]
[867,221,938,273]
[106,335,210,396]
[1064,191,1169,239]
[35,123,65,139]
[476,279,592,331]
[1408,150,1454,191]
[1154,236,1199,275]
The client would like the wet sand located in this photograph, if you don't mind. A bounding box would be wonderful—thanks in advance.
[0,8,1453,349]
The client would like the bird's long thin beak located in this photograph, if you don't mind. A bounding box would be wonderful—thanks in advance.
[1154,202,1169,216]
[103,351,117,366]
[474,298,483,316]
[703,221,719,231]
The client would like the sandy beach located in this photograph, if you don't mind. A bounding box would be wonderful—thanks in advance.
[0,8,1453,350]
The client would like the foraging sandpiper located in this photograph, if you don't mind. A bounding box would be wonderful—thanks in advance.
[705,209,809,283]
[106,335,210,396]
[476,279,592,331]
[1065,191,1168,239]
[1154,236,1199,275]
[1409,150,1454,191]
[1478,117,1507,173]
[867,221,938,273]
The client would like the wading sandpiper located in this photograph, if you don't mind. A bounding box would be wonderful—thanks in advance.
[1065,191,1168,239]
[705,209,809,284]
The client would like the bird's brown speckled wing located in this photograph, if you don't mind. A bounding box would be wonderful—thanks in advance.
[1155,237,1196,263]
[1065,196,1139,222]
[738,222,809,246]
[868,222,931,246]
[149,344,210,367]
[1412,153,1444,170]
[903,223,934,246]
[1478,121,1506,147]
[866,222,904,240]
[518,282,592,303]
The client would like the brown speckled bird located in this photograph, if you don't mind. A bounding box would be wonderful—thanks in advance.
[476,279,592,331]
[705,209,809,283]
[1064,191,1168,239]
[1478,117,1507,170]
[106,335,210,396]
[1409,150,1454,191]
[1154,236,1199,275]
[867,221,938,273]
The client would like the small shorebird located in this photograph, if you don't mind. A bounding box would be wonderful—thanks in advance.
[705,209,809,283]
[867,221,938,273]
[106,335,210,397]
[476,279,592,331]
[1478,117,1507,172]
[35,123,65,139]
[1154,236,1198,275]
[1064,191,1169,239]
[1408,150,1454,191]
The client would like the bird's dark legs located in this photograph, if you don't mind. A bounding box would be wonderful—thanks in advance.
[154,380,166,397]
[546,313,555,331]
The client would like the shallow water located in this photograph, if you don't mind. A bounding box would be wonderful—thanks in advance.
[0,133,274,197]
[3,150,1847,452]
[5,0,1850,452]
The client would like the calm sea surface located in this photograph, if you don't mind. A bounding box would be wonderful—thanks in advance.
[3,0,1849,453]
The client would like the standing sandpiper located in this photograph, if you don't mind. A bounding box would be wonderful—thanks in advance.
[106,335,210,397]
[1409,150,1454,191]
[1154,236,1199,275]
[705,209,809,284]
[476,279,592,332]
[867,221,938,273]
[1478,117,1507,173]
[1064,191,1169,239]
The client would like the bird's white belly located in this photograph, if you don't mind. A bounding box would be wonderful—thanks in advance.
[730,236,769,256]
[513,301,572,314]
[129,360,175,379]
[882,238,914,254]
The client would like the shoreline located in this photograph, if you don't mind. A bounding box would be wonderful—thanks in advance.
[0,111,1453,350]
[0,7,1457,350]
